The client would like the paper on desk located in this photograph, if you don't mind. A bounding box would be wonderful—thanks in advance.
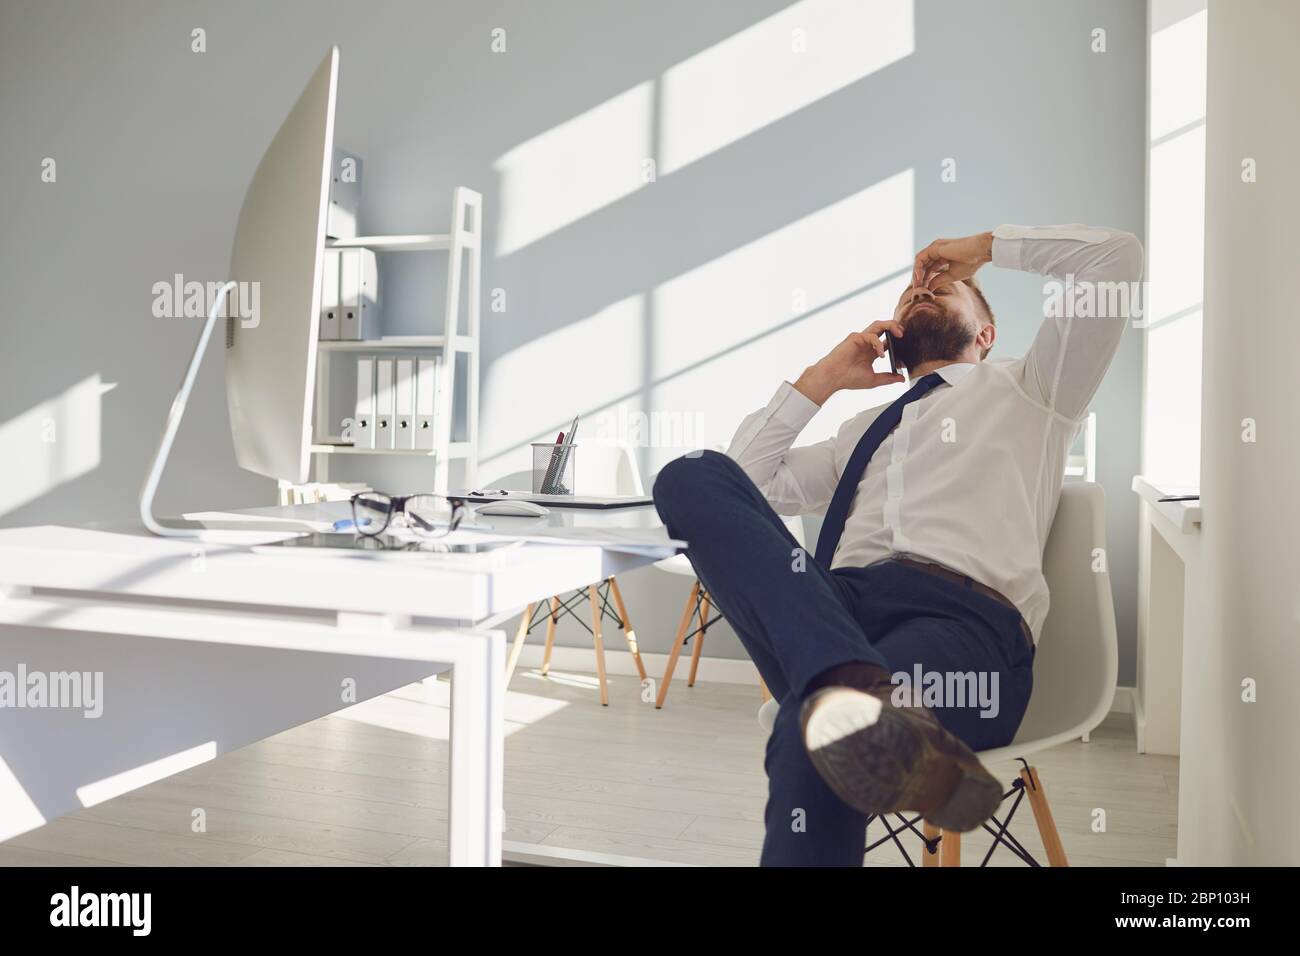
[426,524,685,557]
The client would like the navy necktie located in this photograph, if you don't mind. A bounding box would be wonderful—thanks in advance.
[814,372,946,567]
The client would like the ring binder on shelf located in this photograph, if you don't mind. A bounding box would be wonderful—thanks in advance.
[394,357,415,451]
[415,356,439,451]
[353,356,376,450]
[339,248,379,340]
[319,249,340,340]
[374,357,395,448]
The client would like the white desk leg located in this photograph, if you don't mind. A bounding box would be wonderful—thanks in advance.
[446,630,504,866]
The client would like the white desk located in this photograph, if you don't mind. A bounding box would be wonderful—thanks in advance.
[0,503,675,866]
[1132,476,1202,755]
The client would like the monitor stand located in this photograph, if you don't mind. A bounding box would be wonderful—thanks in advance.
[139,282,322,541]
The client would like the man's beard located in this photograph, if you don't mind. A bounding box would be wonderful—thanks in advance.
[893,302,976,370]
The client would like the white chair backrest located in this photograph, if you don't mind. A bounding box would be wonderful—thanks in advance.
[479,443,644,496]
[1013,481,1119,745]
[575,444,645,497]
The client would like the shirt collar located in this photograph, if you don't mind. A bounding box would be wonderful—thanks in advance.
[915,362,976,387]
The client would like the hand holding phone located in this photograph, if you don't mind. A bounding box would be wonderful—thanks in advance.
[792,320,905,405]
[883,331,900,374]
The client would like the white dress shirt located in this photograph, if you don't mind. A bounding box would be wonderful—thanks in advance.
[726,225,1144,642]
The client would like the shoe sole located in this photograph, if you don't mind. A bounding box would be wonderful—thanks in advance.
[801,688,1002,832]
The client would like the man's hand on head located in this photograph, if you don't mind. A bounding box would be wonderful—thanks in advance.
[794,320,906,406]
[912,231,995,288]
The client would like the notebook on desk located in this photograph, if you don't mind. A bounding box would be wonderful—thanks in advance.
[450,490,653,510]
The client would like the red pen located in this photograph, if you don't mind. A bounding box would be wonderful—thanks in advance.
[540,431,565,493]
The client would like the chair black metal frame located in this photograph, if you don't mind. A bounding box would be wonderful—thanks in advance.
[505,576,646,706]
[865,759,1064,867]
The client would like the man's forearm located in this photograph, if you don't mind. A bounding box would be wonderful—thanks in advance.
[1003,225,1145,419]
[724,382,839,515]
[991,225,1143,286]
[792,365,836,406]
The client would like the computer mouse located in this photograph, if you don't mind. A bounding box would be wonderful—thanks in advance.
[473,500,551,517]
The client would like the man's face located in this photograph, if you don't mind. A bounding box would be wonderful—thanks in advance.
[889,276,984,370]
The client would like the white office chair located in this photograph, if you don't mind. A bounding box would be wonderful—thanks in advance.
[654,514,805,709]
[757,482,1118,866]
[502,444,648,705]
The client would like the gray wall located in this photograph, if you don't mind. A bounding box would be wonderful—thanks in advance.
[0,0,1146,681]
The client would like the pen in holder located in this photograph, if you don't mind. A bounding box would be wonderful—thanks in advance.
[532,442,576,495]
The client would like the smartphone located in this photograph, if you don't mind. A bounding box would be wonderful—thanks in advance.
[884,331,900,374]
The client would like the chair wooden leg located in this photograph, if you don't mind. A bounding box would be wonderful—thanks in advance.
[687,592,709,687]
[540,597,560,676]
[922,821,941,867]
[505,602,535,684]
[588,584,610,706]
[656,581,700,709]
[1020,766,1069,866]
[606,576,646,680]
[940,829,961,867]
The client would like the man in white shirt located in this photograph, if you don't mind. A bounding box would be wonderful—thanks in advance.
[652,224,1143,866]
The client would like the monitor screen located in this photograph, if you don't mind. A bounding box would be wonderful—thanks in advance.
[225,47,338,484]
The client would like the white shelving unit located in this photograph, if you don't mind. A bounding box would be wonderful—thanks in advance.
[308,187,482,494]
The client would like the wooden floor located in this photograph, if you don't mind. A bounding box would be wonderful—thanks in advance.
[0,670,1178,867]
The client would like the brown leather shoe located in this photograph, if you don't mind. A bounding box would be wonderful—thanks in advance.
[800,682,1002,832]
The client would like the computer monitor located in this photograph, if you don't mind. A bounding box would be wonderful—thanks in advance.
[227,47,337,484]
[140,48,338,537]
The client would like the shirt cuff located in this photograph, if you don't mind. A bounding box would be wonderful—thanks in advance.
[991,233,1021,270]
[771,381,822,431]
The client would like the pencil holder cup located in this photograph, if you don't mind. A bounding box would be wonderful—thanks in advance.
[532,443,576,495]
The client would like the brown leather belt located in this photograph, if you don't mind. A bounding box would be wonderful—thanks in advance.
[890,557,1035,652]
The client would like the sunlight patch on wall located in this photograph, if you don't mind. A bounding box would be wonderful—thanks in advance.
[652,170,913,379]
[493,83,654,256]
[480,295,646,479]
[1144,311,1202,488]
[645,278,910,474]
[1143,2,1205,487]
[1148,125,1205,323]
[660,0,914,175]
[0,375,115,519]
[492,0,914,256]
[1149,7,1207,141]
[646,170,914,468]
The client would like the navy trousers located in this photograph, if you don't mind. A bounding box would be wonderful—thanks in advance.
[652,451,1035,866]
